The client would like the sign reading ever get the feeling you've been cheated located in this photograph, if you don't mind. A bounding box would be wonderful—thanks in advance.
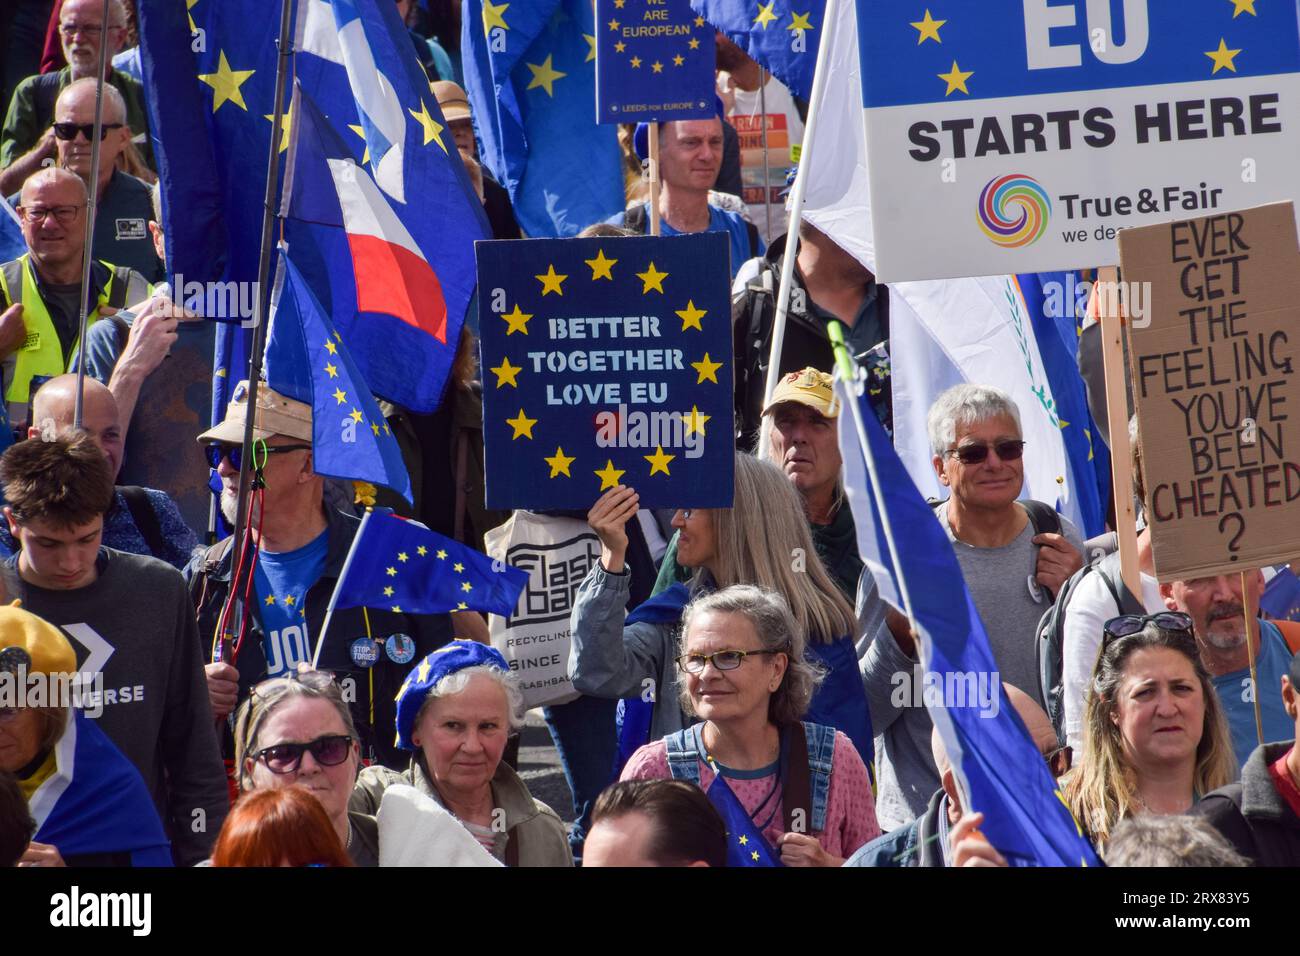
[476,232,734,511]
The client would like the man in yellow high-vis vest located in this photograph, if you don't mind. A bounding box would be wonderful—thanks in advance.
[0,167,150,429]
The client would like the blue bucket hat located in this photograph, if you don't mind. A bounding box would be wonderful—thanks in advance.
[394,640,511,751]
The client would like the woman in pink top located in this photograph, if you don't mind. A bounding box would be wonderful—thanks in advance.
[621,585,879,865]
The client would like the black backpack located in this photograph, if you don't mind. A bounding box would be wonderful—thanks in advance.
[1034,550,1144,746]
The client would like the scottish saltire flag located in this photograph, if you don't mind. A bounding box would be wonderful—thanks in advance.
[793,0,1084,530]
[691,0,824,99]
[708,772,782,867]
[264,245,413,505]
[0,196,26,262]
[332,507,528,616]
[30,711,173,867]
[462,0,625,237]
[1016,272,1110,537]
[291,0,490,412]
[835,372,1101,867]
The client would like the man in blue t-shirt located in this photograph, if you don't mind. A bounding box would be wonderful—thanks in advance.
[1163,571,1296,769]
[606,117,763,279]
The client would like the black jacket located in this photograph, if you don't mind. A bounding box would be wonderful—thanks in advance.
[1196,741,1300,866]
[186,507,453,770]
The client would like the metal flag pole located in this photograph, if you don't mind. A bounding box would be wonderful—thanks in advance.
[647,121,662,237]
[1241,571,1265,747]
[72,0,114,429]
[756,0,838,461]
[222,0,295,662]
[758,67,772,243]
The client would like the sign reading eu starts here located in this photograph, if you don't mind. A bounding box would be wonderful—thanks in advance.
[855,0,1300,281]
[476,233,734,510]
[595,0,715,122]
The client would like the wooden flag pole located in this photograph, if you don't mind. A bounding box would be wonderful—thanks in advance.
[1241,571,1266,747]
[1093,266,1141,599]
[647,121,661,237]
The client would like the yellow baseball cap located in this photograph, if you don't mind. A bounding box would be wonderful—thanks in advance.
[0,602,76,677]
[761,367,839,419]
[197,379,313,445]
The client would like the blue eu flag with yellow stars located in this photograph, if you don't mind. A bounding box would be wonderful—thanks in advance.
[263,244,413,506]
[706,773,782,867]
[594,0,716,123]
[331,507,529,617]
[462,0,626,237]
[691,0,824,99]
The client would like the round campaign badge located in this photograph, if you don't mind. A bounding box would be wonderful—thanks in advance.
[385,633,416,665]
[350,638,380,669]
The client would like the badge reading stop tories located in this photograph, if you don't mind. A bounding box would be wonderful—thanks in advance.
[350,638,381,669]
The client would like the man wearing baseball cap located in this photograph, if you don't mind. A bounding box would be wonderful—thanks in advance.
[187,380,452,772]
[432,80,521,240]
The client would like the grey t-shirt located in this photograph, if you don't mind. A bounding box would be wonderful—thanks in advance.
[935,500,1084,707]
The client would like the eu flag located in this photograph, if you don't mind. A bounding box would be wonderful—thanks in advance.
[264,245,413,506]
[692,0,824,99]
[706,772,782,867]
[835,370,1102,867]
[462,0,626,237]
[332,507,528,616]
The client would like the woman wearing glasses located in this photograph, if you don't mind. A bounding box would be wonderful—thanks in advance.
[234,670,379,866]
[620,586,878,866]
[1061,612,1236,856]
[350,641,572,867]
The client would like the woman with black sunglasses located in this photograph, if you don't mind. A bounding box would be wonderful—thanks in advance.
[233,671,378,866]
[1061,613,1236,856]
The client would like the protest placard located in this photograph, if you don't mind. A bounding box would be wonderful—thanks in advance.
[855,0,1300,281]
[1119,201,1300,581]
[595,0,715,123]
[477,232,734,510]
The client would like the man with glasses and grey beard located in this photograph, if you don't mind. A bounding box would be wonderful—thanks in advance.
[927,384,1084,707]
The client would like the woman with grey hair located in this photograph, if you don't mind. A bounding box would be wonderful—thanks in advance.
[234,670,378,866]
[351,641,572,867]
[620,585,879,866]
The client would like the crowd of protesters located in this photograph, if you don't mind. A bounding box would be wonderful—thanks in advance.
[3,0,1300,871]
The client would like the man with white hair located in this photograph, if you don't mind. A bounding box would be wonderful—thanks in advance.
[927,384,1084,706]
[0,0,151,194]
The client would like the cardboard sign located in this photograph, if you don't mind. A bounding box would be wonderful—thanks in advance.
[855,0,1300,281]
[1119,201,1300,581]
[594,0,715,123]
[477,232,734,510]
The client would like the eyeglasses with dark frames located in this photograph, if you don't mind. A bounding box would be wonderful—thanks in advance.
[676,649,783,674]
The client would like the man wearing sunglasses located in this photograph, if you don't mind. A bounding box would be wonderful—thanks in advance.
[186,380,452,771]
[0,0,151,196]
[927,384,1084,708]
[0,167,151,429]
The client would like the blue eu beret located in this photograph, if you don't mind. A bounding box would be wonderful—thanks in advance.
[394,640,510,751]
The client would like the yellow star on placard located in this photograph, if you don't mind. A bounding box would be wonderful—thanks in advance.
[347,124,371,165]
[608,17,621,30]
[324,340,338,355]
[938,60,973,95]
[644,446,675,476]
[526,54,567,96]
[453,562,465,573]
[417,546,428,556]
[1228,0,1256,16]
[615,0,625,7]
[198,51,255,113]
[595,459,626,491]
[398,552,409,563]
[584,34,597,62]
[630,55,642,68]
[1205,38,1241,74]
[408,100,447,151]
[695,15,706,26]
[910,9,945,43]
[585,248,617,280]
[754,1,778,28]
[263,102,292,153]
[482,0,509,33]
[349,408,364,424]
[332,387,347,405]
[675,300,706,331]
[545,446,576,478]
[384,586,394,597]
[683,405,711,436]
[535,264,567,295]
[386,566,397,577]
[788,10,813,31]
[673,54,685,66]
[652,60,664,73]
[506,409,538,439]
[688,37,700,49]
[615,41,626,52]
[691,353,723,384]
[461,581,473,593]
[636,261,668,293]
[265,594,276,606]
[490,357,522,388]
[324,362,338,378]
[501,304,532,335]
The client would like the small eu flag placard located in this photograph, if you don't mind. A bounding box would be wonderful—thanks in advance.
[477,232,734,510]
[595,0,716,123]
